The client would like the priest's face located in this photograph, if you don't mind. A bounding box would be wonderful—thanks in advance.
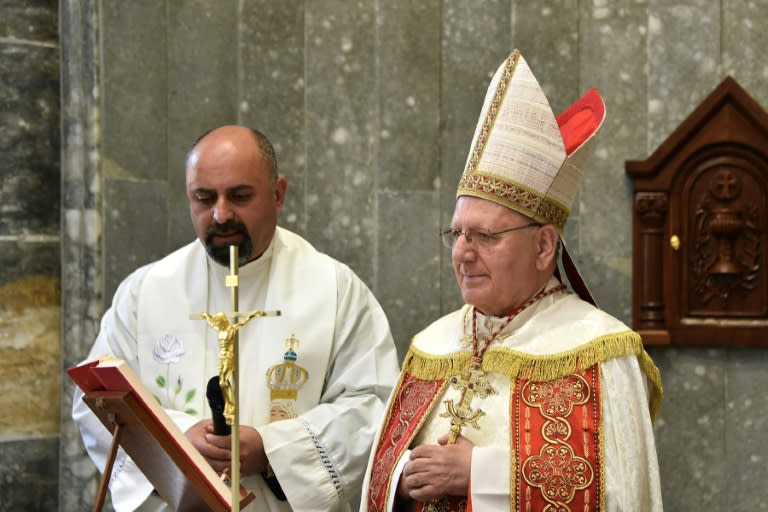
[186,126,286,266]
[450,196,553,316]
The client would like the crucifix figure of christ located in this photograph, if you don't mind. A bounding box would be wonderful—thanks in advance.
[440,365,497,444]
[190,245,280,512]
[195,310,278,424]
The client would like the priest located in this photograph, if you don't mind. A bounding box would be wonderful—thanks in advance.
[73,125,400,511]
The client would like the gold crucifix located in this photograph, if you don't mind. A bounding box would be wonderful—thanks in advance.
[194,310,279,424]
[440,365,497,444]
[190,245,280,512]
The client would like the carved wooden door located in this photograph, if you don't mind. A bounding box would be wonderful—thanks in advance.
[627,77,768,346]
[668,148,767,345]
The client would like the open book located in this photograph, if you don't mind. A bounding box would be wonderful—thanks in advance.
[69,356,254,511]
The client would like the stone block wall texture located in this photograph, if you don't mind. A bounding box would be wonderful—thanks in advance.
[0,0,60,511]
[0,1,752,510]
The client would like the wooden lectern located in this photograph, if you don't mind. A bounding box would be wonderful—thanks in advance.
[69,358,255,512]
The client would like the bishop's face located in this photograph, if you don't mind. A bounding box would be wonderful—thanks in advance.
[450,196,544,317]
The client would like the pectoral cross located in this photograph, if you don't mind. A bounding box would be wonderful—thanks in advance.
[190,245,280,512]
[440,365,496,444]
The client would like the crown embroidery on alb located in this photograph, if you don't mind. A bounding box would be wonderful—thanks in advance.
[267,333,309,402]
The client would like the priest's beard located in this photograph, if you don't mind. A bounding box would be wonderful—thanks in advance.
[204,221,253,266]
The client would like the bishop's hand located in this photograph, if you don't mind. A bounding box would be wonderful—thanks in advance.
[398,433,474,502]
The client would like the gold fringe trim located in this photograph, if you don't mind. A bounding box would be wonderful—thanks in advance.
[405,330,663,420]
[638,349,664,422]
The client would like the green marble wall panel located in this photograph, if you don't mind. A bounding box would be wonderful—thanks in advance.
[100,1,167,182]
[723,0,768,107]
[0,42,59,235]
[166,0,238,252]
[439,0,511,313]
[103,178,169,303]
[374,1,443,346]
[0,1,60,509]
[724,349,768,510]
[376,0,441,192]
[649,347,727,510]
[304,0,376,285]
[0,0,57,41]
[0,437,59,511]
[0,239,58,277]
[642,4,768,506]
[512,0,581,116]
[574,1,648,321]
[377,191,441,358]
[647,3,721,151]
[239,0,306,235]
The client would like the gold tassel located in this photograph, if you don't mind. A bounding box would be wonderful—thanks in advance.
[402,349,470,378]
[404,330,663,416]
[638,350,664,422]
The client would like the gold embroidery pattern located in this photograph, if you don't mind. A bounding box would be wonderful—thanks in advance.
[521,374,595,511]
[457,172,568,230]
[422,496,467,512]
[368,376,444,512]
[524,375,589,417]
[465,50,520,176]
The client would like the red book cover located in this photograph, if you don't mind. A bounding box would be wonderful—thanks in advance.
[66,359,103,393]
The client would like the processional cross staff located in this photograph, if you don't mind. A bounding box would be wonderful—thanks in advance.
[190,245,280,512]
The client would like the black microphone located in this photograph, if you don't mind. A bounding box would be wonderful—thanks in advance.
[206,376,231,435]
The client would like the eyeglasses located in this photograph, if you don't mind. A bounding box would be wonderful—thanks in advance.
[440,223,541,249]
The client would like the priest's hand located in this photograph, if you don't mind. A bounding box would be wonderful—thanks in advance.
[399,433,473,502]
[237,425,268,476]
[185,421,268,477]
[185,419,232,474]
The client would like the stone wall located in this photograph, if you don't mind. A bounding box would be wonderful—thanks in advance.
[0,1,763,510]
[0,1,60,510]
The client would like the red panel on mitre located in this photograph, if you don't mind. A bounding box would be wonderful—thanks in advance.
[557,88,606,156]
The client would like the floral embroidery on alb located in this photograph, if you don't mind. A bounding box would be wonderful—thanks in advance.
[152,334,198,414]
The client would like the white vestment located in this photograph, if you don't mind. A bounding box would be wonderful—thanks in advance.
[361,279,663,512]
[73,227,400,511]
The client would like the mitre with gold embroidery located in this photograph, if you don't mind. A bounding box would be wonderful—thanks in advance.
[457,49,606,233]
[456,49,606,303]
